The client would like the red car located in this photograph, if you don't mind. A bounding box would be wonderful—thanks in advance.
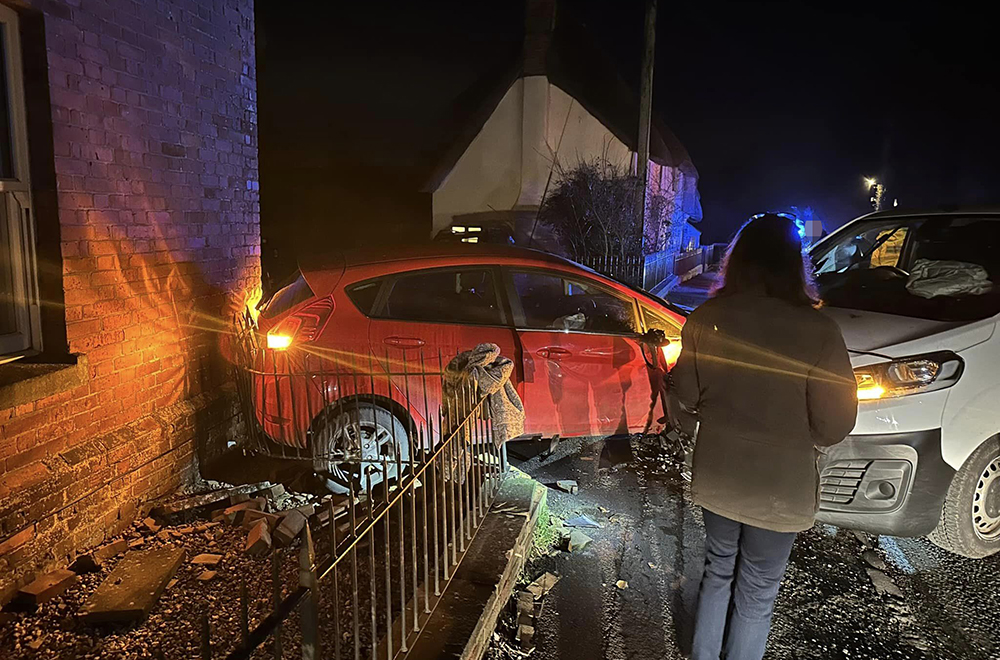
[251,245,685,491]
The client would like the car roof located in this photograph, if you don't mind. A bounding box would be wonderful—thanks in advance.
[300,243,584,274]
[852,205,1000,222]
[298,244,688,317]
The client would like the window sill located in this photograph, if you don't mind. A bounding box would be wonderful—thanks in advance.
[0,354,88,411]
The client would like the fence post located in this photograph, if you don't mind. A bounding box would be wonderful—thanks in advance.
[272,548,283,660]
[299,523,320,660]
[201,613,212,660]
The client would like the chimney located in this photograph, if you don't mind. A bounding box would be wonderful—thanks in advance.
[523,0,556,76]
[517,0,557,208]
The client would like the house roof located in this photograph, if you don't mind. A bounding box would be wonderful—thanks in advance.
[423,6,694,192]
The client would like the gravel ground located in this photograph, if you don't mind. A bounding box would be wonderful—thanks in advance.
[489,435,1000,660]
[1,479,470,660]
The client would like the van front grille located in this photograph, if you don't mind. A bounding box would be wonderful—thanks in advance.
[819,460,871,504]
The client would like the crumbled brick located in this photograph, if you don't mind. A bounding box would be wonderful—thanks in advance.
[245,520,272,557]
[191,553,223,567]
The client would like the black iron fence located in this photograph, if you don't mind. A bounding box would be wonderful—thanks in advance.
[216,313,508,659]
[578,253,645,289]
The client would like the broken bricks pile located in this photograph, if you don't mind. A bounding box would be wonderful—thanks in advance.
[0,483,353,658]
[491,572,560,657]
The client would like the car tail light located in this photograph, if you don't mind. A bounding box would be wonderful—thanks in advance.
[265,298,334,350]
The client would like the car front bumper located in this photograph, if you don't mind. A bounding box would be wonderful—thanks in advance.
[815,429,956,537]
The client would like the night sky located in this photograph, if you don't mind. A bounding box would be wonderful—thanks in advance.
[573,1,1000,242]
[258,1,1000,250]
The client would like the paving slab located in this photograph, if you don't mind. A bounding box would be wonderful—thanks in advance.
[79,546,184,624]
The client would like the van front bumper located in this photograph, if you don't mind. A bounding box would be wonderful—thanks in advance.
[815,429,956,537]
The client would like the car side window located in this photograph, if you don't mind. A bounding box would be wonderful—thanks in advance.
[380,268,504,326]
[642,305,682,338]
[510,270,638,334]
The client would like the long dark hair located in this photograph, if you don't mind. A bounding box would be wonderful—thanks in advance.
[712,213,820,307]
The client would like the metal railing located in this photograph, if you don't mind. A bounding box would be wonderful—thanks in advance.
[214,313,508,659]
[578,253,645,289]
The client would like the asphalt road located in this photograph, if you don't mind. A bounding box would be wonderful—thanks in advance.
[495,435,1000,660]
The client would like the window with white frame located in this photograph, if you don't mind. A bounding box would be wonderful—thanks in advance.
[0,4,39,362]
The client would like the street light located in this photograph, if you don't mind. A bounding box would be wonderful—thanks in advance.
[864,176,885,212]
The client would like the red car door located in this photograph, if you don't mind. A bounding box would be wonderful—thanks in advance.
[365,266,520,429]
[504,268,652,438]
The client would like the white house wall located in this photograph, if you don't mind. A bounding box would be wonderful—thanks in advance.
[432,76,633,236]
[432,79,525,236]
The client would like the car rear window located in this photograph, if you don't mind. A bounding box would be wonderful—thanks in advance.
[260,272,313,319]
[379,268,504,326]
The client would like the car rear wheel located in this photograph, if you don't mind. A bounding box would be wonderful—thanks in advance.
[928,436,1000,559]
[310,403,411,495]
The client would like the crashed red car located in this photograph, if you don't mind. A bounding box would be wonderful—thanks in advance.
[252,245,685,490]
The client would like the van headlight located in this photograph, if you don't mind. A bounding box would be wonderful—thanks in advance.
[854,351,964,401]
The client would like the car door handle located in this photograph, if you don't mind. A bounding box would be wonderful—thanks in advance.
[383,336,426,349]
[537,347,571,361]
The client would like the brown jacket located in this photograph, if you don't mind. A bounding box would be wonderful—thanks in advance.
[671,292,858,533]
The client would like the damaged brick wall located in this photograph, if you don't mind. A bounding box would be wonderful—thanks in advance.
[0,0,259,603]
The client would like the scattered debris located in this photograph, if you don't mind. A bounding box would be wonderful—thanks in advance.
[257,483,287,499]
[865,567,903,598]
[197,570,218,582]
[143,517,161,533]
[239,509,282,531]
[245,519,272,557]
[540,436,560,458]
[151,485,263,518]
[273,509,309,546]
[852,529,877,549]
[648,562,658,570]
[93,539,128,563]
[616,580,629,590]
[862,549,889,572]
[128,538,145,549]
[564,530,593,553]
[16,569,78,606]
[212,498,264,523]
[79,546,185,623]
[191,553,223,567]
[27,636,45,650]
[526,572,560,599]
[517,624,535,650]
[166,579,178,590]
[156,530,172,543]
[563,514,601,528]
[554,480,579,495]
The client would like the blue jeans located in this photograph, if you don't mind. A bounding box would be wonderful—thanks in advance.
[691,509,797,660]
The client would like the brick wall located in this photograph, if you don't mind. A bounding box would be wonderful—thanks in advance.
[0,0,259,602]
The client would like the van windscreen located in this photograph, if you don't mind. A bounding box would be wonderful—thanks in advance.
[811,215,1000,322]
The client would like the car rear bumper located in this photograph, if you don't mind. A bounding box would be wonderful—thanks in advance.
[815,429,956,537]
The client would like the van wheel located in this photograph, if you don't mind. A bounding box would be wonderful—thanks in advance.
[310,403,410,495]
[928,437,1000,559]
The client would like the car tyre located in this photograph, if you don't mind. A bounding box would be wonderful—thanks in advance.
[310,402,411,495]
[928,436,1000,559]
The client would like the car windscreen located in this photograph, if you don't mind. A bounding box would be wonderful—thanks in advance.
[811,215,1000,322]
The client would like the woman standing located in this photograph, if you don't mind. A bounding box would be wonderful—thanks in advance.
[671,213,858,660]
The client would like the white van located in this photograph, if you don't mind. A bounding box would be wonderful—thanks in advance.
[808,208,1000,558]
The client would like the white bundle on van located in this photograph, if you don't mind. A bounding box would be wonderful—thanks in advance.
[905,259,993,299]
